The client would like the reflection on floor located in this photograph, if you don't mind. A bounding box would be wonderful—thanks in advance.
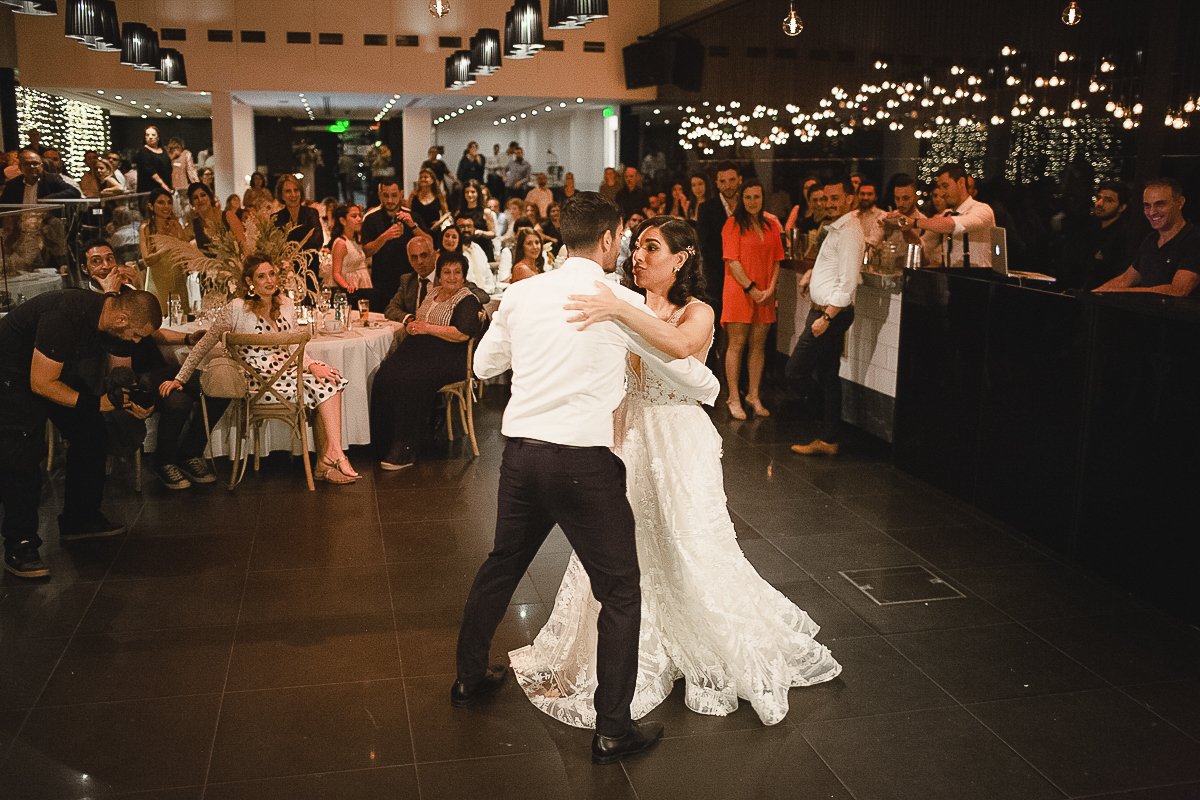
[2,391,1200,799]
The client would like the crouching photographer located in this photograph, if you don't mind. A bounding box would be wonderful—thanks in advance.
[0,288,161,579]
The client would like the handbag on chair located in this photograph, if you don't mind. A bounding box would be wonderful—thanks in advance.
[199,356,249,399]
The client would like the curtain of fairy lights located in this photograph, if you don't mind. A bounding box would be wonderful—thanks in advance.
[16,87,112,178]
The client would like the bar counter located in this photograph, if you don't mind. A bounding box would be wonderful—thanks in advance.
[894,268,1200,622]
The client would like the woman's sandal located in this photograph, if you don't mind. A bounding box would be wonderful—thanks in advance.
[727,399,747,420]
[316,456,358,484]
[745,397,771,417]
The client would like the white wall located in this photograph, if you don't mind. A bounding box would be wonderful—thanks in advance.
[433,107,616,191]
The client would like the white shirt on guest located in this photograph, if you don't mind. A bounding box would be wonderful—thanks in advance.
[475,257,719,447]
[810,212,865,309]
[944,196,996,268]
[854,206,887,247]
[463,241,495,293]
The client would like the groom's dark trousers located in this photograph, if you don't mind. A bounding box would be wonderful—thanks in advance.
[456,436,640,737]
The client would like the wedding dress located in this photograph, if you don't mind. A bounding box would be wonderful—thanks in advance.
[509,302,842,727]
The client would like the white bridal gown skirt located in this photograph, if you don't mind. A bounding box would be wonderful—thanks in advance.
[509,398,842,728]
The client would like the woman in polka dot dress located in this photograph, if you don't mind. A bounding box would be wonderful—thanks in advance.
[165,254,360,484]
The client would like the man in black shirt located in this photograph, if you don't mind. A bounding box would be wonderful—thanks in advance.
[0,289,161,578]
[613,166,651,220]
[696,162,742,323]
[0,148,82,204]
[1067,181,1149,290]
[362,177,431,309]
[1095,178,1200,297]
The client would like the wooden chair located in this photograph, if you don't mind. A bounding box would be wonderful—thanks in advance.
[438,338,479,458]
[219,330,315,491]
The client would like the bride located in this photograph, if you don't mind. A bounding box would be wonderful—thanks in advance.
[508,217,841,728]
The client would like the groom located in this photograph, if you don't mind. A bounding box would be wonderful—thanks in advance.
[454,193,719,764]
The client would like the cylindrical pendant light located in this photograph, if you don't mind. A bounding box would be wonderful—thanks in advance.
[155,47,187,87]
[133,26,160,71]
[469,28,501,75]
[548,0,584,29]
[120,22,159,70]
[90,0,121,51]
[503,9,533,59]
[1,0,58,15]
[510,0,544,52]
[572,0,608,22]
[64,0,105,42]
[445,52,471,90]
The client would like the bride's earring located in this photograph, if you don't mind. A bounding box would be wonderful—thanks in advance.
[245,283,256,297]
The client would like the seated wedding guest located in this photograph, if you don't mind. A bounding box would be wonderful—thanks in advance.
[497,216,534,283]
[456,214,495,261]
[2,149,18,183]
[242,170,272,211]
[409,167,452,234]
[41,149,80,190]
[510,228,548,284]
[523,201,543,230]
[370,253,483,470]
[455,216,496,290]
[614,166,650,219]
[0,288,161,577]
[105,151,127,190]
[108,206,141,265]
[225,194,244,220]
[81,239,218,490]
[598,166,620,201]
[0,148,81,203]
[273,174,325,250]
[555,171,578,203]
[889,163,994,267]
[540,202,563,254]
[186,182,223,256]
[329,204,372,300]
[482,194,500,239]
[526,173,554,218]
[1095,178,1200,297]
[198,166,216,196]
[668,182,691,219]
[140,187,190,311]
[170,254,360,483]
[499,197,527,247]
[385,236,438,329]
[79,151,123,198]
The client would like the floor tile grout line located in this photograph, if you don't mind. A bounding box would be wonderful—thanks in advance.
[1072,778,1200,798]
[195,496,260,800]
[794,727,865,800]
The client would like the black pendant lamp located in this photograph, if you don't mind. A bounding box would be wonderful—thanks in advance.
[1,0,58,15]
[91,0,120,51]
[503,9,530,59]
[510,0,544,52]
[120,22,159,71]
[548,0,584,29]
[65,0,106,45]
[155,47,187,87]
[572,0,608,22]
[469,28,501,75]
[445,52,472,90]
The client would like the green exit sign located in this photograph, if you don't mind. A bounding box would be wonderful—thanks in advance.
[328,119,350,133]
[603,106,615,118]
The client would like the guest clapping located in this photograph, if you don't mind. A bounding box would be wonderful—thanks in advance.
[167,255,360,484]
[370,253,484,470]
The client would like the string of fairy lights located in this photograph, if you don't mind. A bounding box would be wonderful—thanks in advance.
[663,44,1196,178]
[15,86,111,177]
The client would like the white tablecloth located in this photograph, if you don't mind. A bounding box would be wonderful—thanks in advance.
[3,270,63,302]
[164,318,400,457]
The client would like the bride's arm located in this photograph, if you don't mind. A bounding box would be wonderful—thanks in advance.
[565,281,714,360]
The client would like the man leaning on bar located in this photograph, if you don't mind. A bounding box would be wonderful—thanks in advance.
[1093,177,1200,298]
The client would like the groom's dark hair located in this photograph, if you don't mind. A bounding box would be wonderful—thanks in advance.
[559,192,622,252]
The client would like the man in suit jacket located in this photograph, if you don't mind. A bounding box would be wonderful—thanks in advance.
[695,161,741,322]
[385,237,440,325]
[0,149,82,204]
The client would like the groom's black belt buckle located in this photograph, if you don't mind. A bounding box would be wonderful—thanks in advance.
[509,437,596,451]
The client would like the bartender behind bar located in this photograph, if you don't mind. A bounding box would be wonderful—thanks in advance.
[1094,178,1200,297]
[885,163,995,268]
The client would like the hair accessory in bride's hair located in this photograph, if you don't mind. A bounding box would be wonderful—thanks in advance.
[684,245,696,256]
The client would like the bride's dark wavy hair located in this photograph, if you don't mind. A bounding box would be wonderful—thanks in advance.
[623,215,708,306]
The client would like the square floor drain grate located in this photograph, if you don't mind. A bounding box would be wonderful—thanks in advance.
[839,565,966,606]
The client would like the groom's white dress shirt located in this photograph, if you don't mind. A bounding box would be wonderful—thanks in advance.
[475,257,720,448]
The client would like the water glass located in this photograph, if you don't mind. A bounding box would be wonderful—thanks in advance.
[357,298,370,324]
[167,293,184,327]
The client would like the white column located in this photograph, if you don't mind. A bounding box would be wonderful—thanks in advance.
[210,91,257,207]
[402,107,432,195]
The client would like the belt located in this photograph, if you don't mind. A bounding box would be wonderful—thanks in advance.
[508,436,600,451]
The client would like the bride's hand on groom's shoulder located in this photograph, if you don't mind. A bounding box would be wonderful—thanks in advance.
[564,281,622,329]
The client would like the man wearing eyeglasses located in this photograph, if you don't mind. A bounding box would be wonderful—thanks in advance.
[0,148,82,205]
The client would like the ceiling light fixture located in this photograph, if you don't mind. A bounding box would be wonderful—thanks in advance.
[429,0,450,18]
[1061,1,1082,25]
[1,0,57,15]
[782,1,803,36]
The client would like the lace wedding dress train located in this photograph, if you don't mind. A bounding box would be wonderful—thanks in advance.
[510,306,842,728]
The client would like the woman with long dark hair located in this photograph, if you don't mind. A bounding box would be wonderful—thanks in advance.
[139,187,188,309]
[185,182,222,255]
[330,204,371,297]
[409,167,451,234]
[456,141,485,186]
[242,170,272,211]
[453,179,489,232]
[511,215,841,728]
[720,180,782,419]
[510,228,547,283]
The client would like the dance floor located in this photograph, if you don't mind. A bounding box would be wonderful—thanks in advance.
[2,390,1200,799]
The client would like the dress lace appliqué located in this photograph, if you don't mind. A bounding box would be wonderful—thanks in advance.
[509,301,841,728]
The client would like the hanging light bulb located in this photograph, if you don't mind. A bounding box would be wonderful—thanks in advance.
[1061,1,1082,25]
[1184,97,1197,114]
[429,0,450,18]
[781,1,803,36]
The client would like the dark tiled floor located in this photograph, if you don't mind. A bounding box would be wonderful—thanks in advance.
[2,393,1199,799]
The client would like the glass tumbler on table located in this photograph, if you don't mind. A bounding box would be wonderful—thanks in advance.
[167,293,184,327]
[357,298,370,325]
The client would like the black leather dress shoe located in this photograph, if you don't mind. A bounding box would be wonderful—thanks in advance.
[450,666,507,708]
[591,720,665,765]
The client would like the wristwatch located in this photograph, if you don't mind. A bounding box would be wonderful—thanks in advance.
[743,281,757,294]
[819,311,832,322]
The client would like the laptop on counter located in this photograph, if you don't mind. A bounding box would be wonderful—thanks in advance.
[990,227,1056,282]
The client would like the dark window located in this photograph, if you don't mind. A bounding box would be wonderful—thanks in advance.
[707,45,729,57]
[318,32,343,45]
[364,33,387,46]
[583,41,605,53]
[286,31,312,44]
[240,30,266,44]
[809,48,831,61]
[395,34,419,47]
[207,29,233,43]
[746,46,767,58]
[837,49,855,63]
[774,48,797,59]
[160,28,186,41]
[542,40,564,51]
[437,36,462,48]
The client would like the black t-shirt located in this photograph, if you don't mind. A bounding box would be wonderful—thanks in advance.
[0,289,106,386]
[1133,223,1200,292]
[361,206,415,297]
[614,186,650,218]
